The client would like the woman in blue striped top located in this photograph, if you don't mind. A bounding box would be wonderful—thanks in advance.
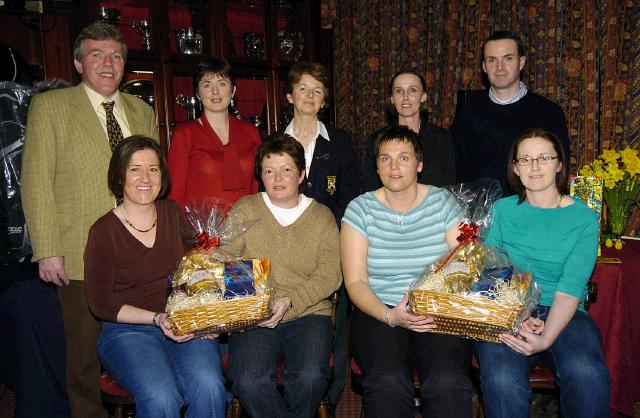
[341,125,473,418]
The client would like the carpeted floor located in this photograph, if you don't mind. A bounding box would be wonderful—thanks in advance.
[0,384,15,418]
[2,379,639,418]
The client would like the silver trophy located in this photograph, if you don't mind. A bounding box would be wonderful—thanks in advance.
[175,95,202,120]
[132,19,152,51]
[98,7,121,25]
[176,28,203,55]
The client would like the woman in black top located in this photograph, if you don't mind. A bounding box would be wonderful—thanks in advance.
[363,70,455,191]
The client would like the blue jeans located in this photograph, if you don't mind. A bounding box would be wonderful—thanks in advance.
[228,315,332,418]
[475,308,610,418]
[98,322,226,418]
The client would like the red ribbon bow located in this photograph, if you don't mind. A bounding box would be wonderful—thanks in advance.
[194,232,220,250]
[457,222,479,243]
[434,222,479,273]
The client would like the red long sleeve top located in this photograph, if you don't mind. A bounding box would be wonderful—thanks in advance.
[167,114,261,209]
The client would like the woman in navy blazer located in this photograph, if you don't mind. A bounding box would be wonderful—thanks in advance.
[274,62,358,410]
[279,62,359,225]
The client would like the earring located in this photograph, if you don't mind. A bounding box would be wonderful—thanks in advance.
[230,98,235,108]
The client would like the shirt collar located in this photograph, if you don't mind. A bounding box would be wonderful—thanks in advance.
[82,82,123,112]
[488,81,528,105]
[284,120,331,142]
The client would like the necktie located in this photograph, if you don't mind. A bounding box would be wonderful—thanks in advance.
[103,101,124,150]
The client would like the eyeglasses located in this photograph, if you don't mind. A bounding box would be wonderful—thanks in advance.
[514,154,558,166]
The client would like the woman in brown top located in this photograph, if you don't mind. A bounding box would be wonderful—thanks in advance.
[84,136,226,418]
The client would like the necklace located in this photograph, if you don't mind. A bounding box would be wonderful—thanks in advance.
[119,206,157,233]
[526,194,563,208]
[396,211,407,231]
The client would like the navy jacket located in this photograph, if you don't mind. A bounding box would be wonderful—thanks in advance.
[276,124,359,225]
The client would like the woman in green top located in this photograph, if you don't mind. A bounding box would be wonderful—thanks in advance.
[475,128,610,418]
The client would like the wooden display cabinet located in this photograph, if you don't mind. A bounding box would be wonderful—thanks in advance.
[77,0,320,149]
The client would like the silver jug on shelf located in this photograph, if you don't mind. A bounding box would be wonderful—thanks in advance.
[175,95,201,120]
[176,28,203,55]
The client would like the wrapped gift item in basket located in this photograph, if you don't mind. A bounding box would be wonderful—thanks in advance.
[408,181,540,343]
[165,199,273,336]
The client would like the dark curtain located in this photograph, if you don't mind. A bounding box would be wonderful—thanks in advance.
[324,0,640,173]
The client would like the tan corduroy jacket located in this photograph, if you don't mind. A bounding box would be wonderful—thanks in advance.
[21,84,158,281]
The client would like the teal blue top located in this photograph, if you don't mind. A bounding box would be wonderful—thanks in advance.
[484,195,599,311]
[342,187,461,305]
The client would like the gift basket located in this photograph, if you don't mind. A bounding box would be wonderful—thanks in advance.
[165,199,272,336]
[408,180,540,342]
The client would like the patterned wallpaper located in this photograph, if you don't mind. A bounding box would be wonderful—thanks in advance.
[325,0,640,173]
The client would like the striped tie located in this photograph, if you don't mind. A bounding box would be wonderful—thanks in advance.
[103,101,124,150]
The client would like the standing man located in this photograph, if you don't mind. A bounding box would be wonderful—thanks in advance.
[21,22,158,418]
[452,31,570,195]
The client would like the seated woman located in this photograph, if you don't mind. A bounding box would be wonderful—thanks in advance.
[84,136,226,418]
[475,128,610,418]
[223,134,342,418]
[341,125,473,418]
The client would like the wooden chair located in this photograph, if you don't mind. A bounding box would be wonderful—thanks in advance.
[100,372,135,418]
[101,371,244,418]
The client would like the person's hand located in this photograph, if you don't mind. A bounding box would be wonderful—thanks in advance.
[521,317,544,335]
[259,297,291,329]
[500,329,551,356]
[200,332,220,340]
[157,313,194,343]
[386,293,436,333]
[38,256,70,286]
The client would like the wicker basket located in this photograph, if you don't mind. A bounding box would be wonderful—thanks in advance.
[408,289,525,343]
[167,292,271,336]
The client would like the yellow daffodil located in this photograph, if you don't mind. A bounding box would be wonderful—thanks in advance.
[605,238,613,247]
[607,164,625,184]
[580,165,594,177]
[626,158,640,177]
[592,159,606,178]
[581,146,640,239]
[614,240,624,250]
[620,147,639,167]
[604,177,617,189]
[601,148,620,164]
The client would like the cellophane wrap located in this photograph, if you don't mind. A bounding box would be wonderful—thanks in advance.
[166,199,272,336]
[408,180,541,342]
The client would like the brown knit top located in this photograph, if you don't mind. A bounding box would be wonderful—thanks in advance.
[84,199,189,322]
[222,194,342,322]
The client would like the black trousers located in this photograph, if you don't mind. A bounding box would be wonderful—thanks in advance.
[0,259,70,418]
[350,308,473,418]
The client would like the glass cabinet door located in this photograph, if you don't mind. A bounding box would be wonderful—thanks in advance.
[235,76,269,136]
[167,0,210,57]
[275,0,308,65]
[225,0,267,64]
[97,0,153,53]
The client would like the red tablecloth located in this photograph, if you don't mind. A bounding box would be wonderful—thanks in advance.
[589,239,640,416]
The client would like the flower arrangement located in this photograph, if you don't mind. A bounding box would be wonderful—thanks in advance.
[580,147,640,247]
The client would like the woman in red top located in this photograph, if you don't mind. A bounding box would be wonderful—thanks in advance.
[168,58,261,207]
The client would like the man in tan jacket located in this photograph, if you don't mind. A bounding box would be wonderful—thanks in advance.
[21,22,158,418]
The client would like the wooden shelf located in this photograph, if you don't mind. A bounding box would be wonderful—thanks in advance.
[77,0,321,146]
